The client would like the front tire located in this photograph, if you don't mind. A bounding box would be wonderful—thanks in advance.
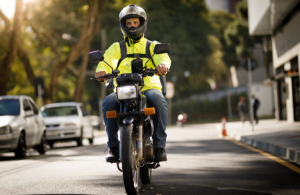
[122,124,140,195]
[36,132,47,155]
[15,132,26,158]
[177,121,183,127]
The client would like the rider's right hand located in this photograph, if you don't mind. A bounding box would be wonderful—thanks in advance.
[95,71,107,82]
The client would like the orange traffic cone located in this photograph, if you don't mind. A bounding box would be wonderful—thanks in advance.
[221,116,227,136]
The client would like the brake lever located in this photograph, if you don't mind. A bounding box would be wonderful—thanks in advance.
[90,73,119,80]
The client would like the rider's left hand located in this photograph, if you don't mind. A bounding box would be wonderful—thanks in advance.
[156,64,168,75]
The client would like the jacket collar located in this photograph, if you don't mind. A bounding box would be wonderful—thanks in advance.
[124,35,145,47]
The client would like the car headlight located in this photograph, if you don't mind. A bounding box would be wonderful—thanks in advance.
[0,125,13,134]
[117,85,137,100]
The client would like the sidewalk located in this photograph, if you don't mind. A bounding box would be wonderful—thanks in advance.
[214,119,300,165]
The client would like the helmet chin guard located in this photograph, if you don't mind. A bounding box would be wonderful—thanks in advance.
[119,4,147,40]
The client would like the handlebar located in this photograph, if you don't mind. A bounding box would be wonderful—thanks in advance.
[90,68,169,81]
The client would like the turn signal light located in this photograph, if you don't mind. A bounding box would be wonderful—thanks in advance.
[106,110,117,118]
[144,107,155,116]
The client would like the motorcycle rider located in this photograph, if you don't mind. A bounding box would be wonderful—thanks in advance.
[94,4,171,163]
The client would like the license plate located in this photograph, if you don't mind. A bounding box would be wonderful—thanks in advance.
[46,131,59,136]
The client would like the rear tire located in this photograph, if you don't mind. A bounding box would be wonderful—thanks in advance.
[36,132,47,155]
[76,129,83,146]
[140,166,152,184]
[88,130,94,144]
[15,132,26,158]
[88,138,94,144]
[122,124,140,195]
[48,141,54,148]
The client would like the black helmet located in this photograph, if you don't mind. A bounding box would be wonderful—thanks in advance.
[119,4,147,40]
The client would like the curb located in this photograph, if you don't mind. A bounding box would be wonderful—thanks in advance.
[240,136,300,165]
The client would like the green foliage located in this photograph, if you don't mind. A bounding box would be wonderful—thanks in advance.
[208,10,240,67]
[236,1,248,20]
[171,92,248,123]
[141,0,228,97]
[224,20,255,58]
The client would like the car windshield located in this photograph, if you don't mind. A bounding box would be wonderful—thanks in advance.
[0,99,20,116]
[42,106,78,117]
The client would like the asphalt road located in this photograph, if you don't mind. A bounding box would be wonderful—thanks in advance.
[1,124,300,195]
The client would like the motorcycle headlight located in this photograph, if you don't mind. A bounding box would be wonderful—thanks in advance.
[117,85,137,100]
[0,125,13,134]
[178,114,183,120]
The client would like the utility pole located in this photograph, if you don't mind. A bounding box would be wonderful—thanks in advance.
[165,82,174,126]
[38,84,42,108]
[99,29,106,130]
[227,90,232,121]
[248,58,254,131]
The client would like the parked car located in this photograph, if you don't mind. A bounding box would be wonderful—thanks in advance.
[41,102,94,148]
[0,95,47,158]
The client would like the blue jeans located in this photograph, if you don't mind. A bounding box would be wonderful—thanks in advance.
[102,89,168,148]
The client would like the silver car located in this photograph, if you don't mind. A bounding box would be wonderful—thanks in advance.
[0,95,47,158]
[41,102,94,148]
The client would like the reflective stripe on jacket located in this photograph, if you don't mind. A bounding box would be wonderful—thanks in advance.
[95,36,171,92]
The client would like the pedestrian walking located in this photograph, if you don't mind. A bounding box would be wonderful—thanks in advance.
[237,96,249,123]
[252,95,260,124]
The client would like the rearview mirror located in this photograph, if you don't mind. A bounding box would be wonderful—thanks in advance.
[89,50,103,63]
[25,110,34,117]
[154,43,171,54]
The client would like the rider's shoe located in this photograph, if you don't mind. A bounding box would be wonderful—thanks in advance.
[154,147,167,162]
[106,146,120,163]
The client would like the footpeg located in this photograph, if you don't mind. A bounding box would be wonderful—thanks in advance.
[144,162,160,169]
[153,163,160,169]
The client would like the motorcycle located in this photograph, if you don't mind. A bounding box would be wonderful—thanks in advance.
[177,112,187,127]
[89,43,170,195]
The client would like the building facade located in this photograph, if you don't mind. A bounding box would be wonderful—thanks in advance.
[248,0,300,122]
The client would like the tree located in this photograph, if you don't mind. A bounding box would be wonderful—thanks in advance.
[209,10,240,68]
[214,1,272,78]
[140,0,227,97]
[26,0,109,103]
[1,0,109,103]
[0,0,24,95]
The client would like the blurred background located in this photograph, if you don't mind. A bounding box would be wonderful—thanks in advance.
[0,0,277,124]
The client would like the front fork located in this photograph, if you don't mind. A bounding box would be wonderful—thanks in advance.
[119,125,144,163]
[137,125,143,162]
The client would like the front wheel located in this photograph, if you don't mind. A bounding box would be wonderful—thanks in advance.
[36,132,47,155]
[122,124,140,195]
[15,132,26,158]
[177,121,183,127]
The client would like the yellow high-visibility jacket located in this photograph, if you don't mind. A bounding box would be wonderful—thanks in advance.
[95,36,171,92]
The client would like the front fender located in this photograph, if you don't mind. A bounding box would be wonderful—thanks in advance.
[122,117,135,125]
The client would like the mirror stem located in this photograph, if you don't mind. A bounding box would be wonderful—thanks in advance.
[103,60,114,72]
[144,53,156,70]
